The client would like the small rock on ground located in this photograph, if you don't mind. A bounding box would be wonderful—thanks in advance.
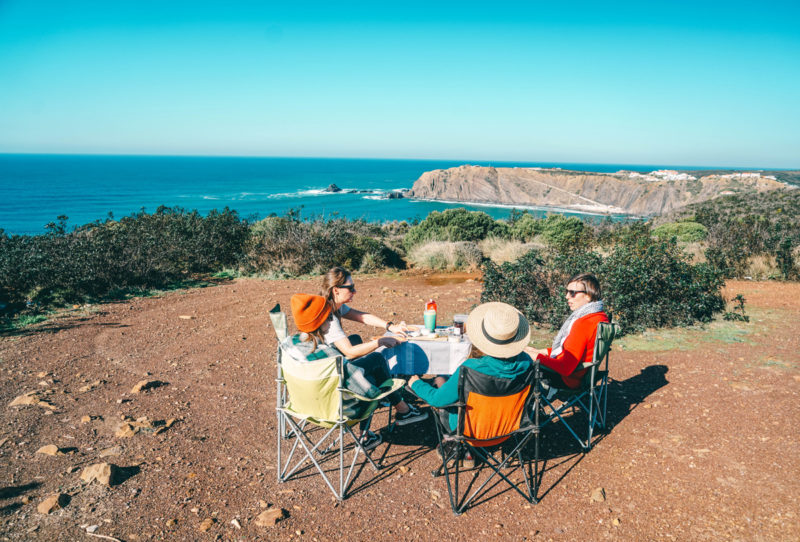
[255,508,286,527]
[591,487,606,502]
[37,494,69,514]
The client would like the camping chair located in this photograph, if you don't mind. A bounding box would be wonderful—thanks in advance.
[270,304,405,501]
[413,363,541,515]
[539,321,620,451]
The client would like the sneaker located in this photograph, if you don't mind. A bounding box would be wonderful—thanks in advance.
[394,404,429,426]
[358,430,382,451]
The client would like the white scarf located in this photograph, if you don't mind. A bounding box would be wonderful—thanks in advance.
[550,300,604,357]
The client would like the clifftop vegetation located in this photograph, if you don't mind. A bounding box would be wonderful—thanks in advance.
[3,189,796,332]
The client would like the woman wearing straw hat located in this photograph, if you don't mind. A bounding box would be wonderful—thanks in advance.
[408,301,533,436]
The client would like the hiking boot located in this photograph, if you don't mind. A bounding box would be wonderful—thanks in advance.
[358,430,382,451]
[395,404,429,426]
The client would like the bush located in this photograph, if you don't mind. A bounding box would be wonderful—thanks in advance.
[481,251,561,326]
[246,214,403,276]
[539,215,591,252]
[407,241,483,271]
[667,190,800,279]
[403,208,509,250]
[602,233,725,331]
[0,207,249,315]
[508,212,542,241]
[481,226,725,334]
[652,221,708,243]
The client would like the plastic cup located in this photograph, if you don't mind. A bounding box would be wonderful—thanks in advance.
[423,310,437,331]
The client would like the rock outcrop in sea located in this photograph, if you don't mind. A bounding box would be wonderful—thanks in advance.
[407,165,788,215]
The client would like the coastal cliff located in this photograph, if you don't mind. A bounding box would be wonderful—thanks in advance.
[407,166,788,215]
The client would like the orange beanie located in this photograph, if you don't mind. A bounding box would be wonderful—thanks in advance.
[290,294,332,333]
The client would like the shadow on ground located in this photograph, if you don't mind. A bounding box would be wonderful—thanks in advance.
[532,364,669,500]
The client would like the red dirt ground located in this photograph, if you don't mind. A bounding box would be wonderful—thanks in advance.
[1,275,798,541]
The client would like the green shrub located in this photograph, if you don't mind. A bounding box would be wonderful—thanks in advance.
[481,251,561,326]
[776,237,797,280]
[0,207,249,315]
[246,214,403,276]
[539,215,591,251]
[508,213,542,241]
[481,226,725,334]
[403,208,509,250]
[652,221,708,243]
[667,190,800,279]
[602,232,725,331]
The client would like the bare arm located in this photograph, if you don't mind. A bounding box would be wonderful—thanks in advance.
[333,334,406,360]
[342,308,418,335]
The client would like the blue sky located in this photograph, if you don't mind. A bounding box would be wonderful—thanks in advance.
[0,1,798,167]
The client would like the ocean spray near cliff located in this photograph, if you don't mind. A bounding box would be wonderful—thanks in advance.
[2,155,701,234]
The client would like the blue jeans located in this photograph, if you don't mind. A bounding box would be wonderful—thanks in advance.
[346,335,402,407]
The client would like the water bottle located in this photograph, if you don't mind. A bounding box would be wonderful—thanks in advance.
[424,299,437,332]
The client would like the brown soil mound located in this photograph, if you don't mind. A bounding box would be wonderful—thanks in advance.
[1,276,798,540]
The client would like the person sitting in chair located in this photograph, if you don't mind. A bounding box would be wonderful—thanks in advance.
[289,290,427,450]
[524,272,609,391]
[408,302,533,435]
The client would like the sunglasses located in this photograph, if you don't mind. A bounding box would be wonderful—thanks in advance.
[337,284,356,292]
[566,289,587,298]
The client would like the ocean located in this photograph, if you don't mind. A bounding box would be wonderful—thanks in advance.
[0,154,685,235]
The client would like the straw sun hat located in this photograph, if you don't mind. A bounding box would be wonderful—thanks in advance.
[290,294,332,333]
[466,302,530,359]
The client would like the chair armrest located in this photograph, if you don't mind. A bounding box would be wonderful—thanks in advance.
[342,378,406,402]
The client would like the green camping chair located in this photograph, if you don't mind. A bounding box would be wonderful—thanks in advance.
[539,321,620,451]
[270,305,404,501]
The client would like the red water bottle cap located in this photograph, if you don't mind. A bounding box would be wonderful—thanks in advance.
[426,299,437,312]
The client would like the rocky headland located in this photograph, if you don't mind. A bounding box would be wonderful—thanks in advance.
[407,166,789,215]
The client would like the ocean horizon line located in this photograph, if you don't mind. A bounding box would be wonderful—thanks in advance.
[0,152,796,172]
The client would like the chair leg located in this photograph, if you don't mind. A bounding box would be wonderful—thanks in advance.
[276,412,282,483]
[454,433,537,513]
[338,425,344,500]
[542,395,589,450]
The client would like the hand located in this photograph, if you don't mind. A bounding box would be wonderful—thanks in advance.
[408,375,421,386]
[399,322,418,332]
[378,336,402,348]
[524,345,547,357]
[388,321,416,337]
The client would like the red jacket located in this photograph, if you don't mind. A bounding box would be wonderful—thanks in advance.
[537,311,609,388]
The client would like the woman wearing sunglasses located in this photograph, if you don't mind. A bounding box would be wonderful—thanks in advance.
[524,273,609,389]
[317,266,428,432]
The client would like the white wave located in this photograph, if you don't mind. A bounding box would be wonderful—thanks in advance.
[184,186,410,201]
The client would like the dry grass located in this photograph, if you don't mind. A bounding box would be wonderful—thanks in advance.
[478,237,540,264]
[407,241,482,271]
[745,255,779,280]
[680,241,708,263]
